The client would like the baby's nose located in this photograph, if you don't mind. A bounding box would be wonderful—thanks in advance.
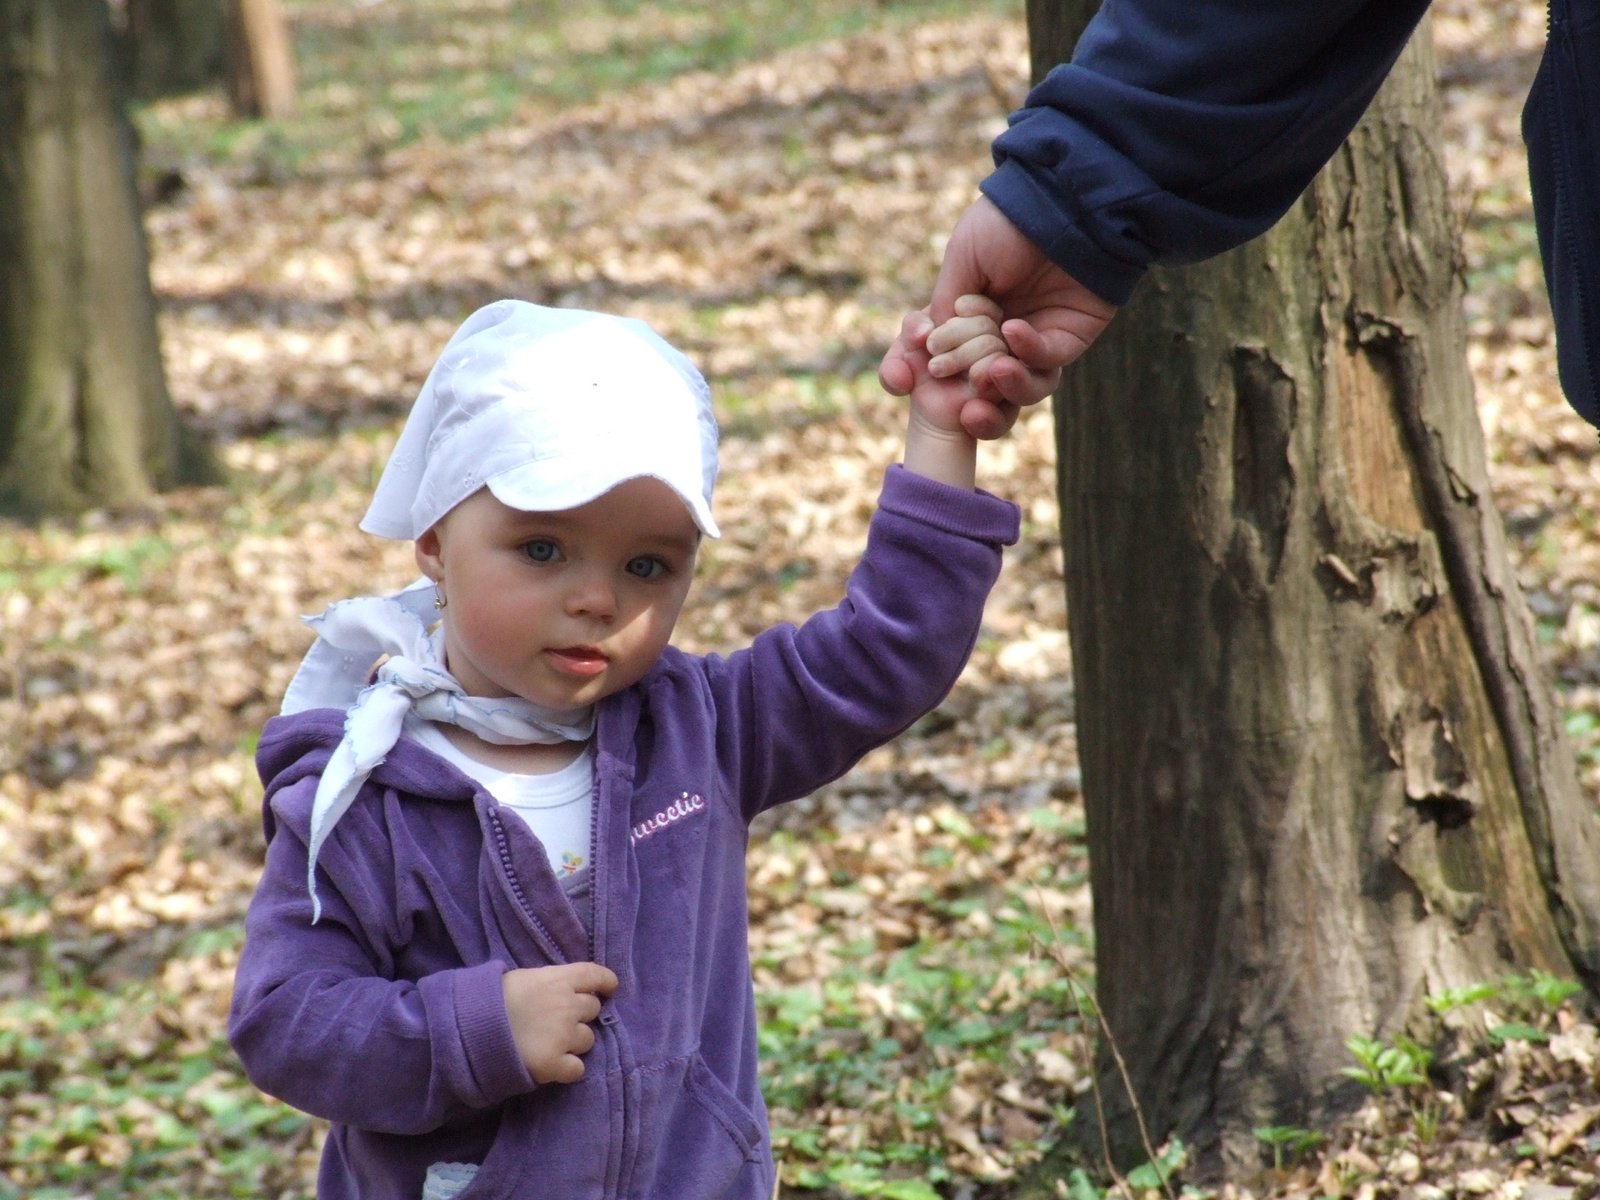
[565,571,617,620]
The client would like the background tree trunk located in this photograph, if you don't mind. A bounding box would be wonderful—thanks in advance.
[1017,3,1600,1184]
[224,0,295,119]
[123,0,227,100]
[0,0,215,517]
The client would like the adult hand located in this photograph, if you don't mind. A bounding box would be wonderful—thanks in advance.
[880,196,1118,440]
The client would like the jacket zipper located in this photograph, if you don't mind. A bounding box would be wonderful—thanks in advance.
[588,762,603,962]
[485,805,566,961]
[489,789,629,1198]
[590,752,631,1200]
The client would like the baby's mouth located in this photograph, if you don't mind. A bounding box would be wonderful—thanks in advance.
[545,645,609,678]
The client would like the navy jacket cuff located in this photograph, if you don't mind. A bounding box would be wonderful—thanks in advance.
[981,161,1144,307]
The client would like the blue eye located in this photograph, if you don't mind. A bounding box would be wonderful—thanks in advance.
[626,556,666,580]
[524,539,561,563]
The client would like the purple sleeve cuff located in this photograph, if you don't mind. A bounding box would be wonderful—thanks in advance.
[453,959,536,1106]
[878,464,1022,547]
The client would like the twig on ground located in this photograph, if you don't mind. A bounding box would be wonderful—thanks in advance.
[1033,892,1179,1200]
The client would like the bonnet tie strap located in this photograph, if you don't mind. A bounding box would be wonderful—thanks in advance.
[282,579,594,922]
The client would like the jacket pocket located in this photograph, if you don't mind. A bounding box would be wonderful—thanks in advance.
[682,1054,764,1162]
[445,1083,612,1200]
[627,1052,766,1198]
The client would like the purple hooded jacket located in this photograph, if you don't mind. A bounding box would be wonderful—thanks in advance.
[229,467,1020,1200]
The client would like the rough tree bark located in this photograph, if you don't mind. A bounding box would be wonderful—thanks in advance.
[224,0,295,119]
[0,0,214,517]
[1016,3,1600,1184]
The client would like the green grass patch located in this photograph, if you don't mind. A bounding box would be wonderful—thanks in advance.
[0,958,309,1200]
[135,0,1021,175]
[755,819,1089,1194]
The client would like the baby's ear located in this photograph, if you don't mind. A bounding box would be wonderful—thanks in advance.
[414,527,444,580]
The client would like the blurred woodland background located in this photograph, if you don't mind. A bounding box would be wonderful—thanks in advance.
[3,1,1600,1198]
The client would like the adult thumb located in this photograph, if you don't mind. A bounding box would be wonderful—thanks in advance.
[929,200,997,324]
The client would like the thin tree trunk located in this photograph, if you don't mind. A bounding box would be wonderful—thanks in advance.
[1015,6,1600,1185]
[0,0,215,517]
[225,0,295,119]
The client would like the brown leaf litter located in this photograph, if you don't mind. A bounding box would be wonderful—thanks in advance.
[4,0,1600,1195]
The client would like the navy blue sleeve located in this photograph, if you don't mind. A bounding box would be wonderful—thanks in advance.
[982,0,1431,305]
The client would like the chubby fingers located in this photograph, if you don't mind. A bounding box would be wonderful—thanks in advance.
[546,1029,595,1084]
[549,966,617,1082]
[927,295,1006,378]
[566,961,620,998]
[503,961,620,1085]
[878,308,934,396]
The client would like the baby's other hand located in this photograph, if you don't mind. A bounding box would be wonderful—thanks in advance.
[502,961,619,1084]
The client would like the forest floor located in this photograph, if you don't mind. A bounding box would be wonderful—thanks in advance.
[3,0,1600,1198]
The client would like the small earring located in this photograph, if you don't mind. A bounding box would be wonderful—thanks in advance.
[434,585,448,610]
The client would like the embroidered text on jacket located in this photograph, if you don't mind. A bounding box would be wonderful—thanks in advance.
[631,792,707,844]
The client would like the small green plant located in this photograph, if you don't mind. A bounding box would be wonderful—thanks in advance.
[1064,1167,1104,1200]
[1425,970,1584,1019]
[1502,970,1585,1011]
[1412,1095,1444,1145]
[1424,982,1497,1015]
[1252,1125,1323,1171]
[1341,1033,1430,1095]
[819,1163,942,1200]
[72,535,173,591]
[1126,1139,1186,1192]
[1487,1022,1550,1047]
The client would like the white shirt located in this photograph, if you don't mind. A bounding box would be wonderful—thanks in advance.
[406,717,594,879]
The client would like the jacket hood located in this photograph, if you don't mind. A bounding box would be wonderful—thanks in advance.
[255,708,482,843]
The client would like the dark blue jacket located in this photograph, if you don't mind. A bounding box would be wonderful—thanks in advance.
[984,0,1600,426]
[1524,0,1600,426]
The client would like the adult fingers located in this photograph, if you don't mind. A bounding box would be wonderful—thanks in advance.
[984,355,1062,409]
[959,396,1022,441]
[1000,312,1108,372]
[929,197,1026,323]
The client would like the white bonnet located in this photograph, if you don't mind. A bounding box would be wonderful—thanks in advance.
[362,300,720,540]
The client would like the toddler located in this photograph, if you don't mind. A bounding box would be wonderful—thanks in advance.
[229,296,1021,1200]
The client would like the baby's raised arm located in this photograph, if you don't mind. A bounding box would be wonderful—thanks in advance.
[897,294,1008,491]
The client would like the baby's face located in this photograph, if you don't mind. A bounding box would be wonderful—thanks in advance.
[416,478,699,710]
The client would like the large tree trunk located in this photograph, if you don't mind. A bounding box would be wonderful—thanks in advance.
[1019,3,1600,1184]
[0,0,214,517]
